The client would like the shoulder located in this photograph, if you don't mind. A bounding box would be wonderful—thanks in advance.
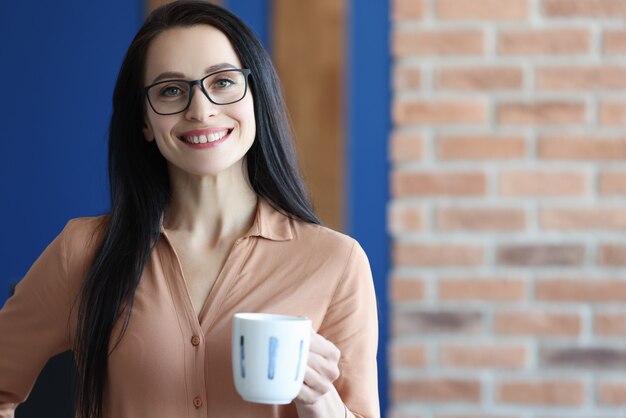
[291,220,352,248]
[63,215,109,233]
[60,215,109,252]
[289,220,370,268]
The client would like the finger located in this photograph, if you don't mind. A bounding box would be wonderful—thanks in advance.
[309,331,341,363]
[302,364,335,397]
[295,380,318,405]
[307,351,340,383]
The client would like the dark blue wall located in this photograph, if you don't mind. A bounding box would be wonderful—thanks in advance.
[0,1,142,304]
[347,1,390,415]
[223,0,270,51]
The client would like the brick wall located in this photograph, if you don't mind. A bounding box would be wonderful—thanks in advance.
[389,1,626,417]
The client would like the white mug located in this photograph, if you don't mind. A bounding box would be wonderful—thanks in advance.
[232,313,311,404]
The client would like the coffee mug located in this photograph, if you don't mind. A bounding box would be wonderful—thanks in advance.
[232,313,311,404]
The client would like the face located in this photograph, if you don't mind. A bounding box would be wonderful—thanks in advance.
[142,25,255,178]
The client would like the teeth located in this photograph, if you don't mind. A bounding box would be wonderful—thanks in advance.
[183,130,229,144]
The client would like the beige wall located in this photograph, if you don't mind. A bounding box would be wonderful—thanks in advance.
[389,0,626,417]
[273,0,345,231]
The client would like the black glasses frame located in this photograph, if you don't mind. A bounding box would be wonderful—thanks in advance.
[144,68,252,115]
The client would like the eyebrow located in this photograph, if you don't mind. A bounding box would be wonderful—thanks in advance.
[150,63,238,84]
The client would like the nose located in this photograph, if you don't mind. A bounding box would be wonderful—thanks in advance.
[185,85,218,121]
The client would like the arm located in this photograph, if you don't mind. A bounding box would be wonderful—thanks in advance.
[295,240,380,418]
[0,226,72,418]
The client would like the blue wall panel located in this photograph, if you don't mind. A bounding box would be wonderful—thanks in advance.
[222,0,270,50]
[0,1,143,304]
[347,1,391,416]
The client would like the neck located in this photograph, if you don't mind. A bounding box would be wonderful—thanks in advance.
[163,164,258,245]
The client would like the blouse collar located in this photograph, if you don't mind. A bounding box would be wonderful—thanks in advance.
[158,197,294,242]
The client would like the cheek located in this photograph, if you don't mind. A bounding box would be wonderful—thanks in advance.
[148,115,176,139]
[237,99,256,136]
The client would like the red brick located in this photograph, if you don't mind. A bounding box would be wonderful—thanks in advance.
[390,342,427,368]
[438,134,526,160]
[390,276,425,302]
[438,278,526,301]
[393,100,487,124]
[390,132,423,162]
[537,66,626,90]
[543,0,626,18]
[497,380,585,406]
[437,207,526,231]
[393,310,484,336]
[440,344,527,368]
[392,0,426,20]
[540,207,626,230]
[389,204,423,233]
[500,170,586,196]
[595,312,626,336]
[393,65,422,90]
[499,28,590,55]
[497,101,586,125]
[394,243,484,266]
[600,171,626,195]
[597,381,626,405]
[604,29,626,54]
[494,311,581,336]
[437,0,528,19]
[536,278,626,302]
[540,346,626,369]
[388,411,422,418]
[437,415,518,418]
[392,171,487,197]
[436,67,523,91]
[539,135,626,160]
[600,101,626,125]
[392,378,481,403]
[497,244,585,266]
[599,244,626,266]
[393,29,485,56]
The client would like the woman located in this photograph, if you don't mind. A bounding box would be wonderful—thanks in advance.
[0,1,379,417]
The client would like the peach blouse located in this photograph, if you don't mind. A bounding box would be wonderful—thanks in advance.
[0,199,379,418]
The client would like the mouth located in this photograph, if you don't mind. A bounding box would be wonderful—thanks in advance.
[179,128,232,145]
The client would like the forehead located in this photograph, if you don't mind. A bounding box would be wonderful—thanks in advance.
[144,25,242,82]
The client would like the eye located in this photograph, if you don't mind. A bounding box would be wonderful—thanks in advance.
[160,85,183,97]
[155,81,188,98]
[213,78,235,89]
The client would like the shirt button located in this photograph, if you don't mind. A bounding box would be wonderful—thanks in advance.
[191,335,201,346]
[193,396,203,408]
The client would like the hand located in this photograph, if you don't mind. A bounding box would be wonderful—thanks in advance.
[295,330,341,406]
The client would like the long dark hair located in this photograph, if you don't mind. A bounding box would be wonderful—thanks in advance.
[74,2,319,417]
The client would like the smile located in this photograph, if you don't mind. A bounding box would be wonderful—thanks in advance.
[181,129,231,144]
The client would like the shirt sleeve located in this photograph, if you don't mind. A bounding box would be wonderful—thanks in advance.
[0,225,72,418]
[318,240,380,418]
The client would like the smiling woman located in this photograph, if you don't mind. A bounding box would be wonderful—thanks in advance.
[0,2,380,418]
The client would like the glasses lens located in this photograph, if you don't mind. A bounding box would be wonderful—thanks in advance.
[203,70,247,105]
[146,69,248,115]
[147,80,191,115]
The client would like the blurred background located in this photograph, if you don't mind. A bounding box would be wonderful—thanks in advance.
[2,0,626,417]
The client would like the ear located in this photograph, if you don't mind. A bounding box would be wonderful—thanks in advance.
[143,121,155,142]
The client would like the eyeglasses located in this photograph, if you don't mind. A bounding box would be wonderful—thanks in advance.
[144,68,251,115]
